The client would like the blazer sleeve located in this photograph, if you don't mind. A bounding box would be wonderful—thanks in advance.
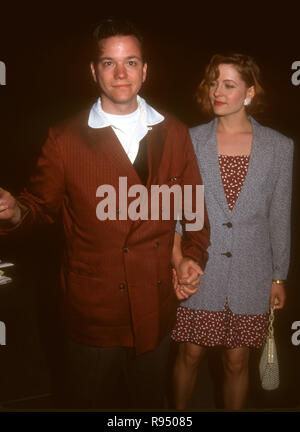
[0,127,65,235]
[178,128,210,270]
[269,138,294,280]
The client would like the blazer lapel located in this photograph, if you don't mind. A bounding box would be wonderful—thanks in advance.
[201,119,232,218]
[83,121,166,230]
[230,116,263,218]
[127,121,167,232]
[85,124,142,187]
[146,121,167,189]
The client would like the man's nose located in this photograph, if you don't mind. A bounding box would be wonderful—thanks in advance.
[114,63,127,79]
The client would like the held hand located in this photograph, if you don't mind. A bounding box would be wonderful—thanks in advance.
[0,187,21,225]
[172,257,203,300]
[270,283,286,309]
[176,257,203,286]
[172,268,199,300]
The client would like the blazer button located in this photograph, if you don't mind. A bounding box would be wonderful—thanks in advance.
[221,252,232,258]
[223,222,232,228]
[157,280,162,285]
[123,247,129,253]
[119,283,126,290]
[154,241,160,248]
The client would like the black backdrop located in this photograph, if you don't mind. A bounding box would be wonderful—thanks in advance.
[0,2,299,410]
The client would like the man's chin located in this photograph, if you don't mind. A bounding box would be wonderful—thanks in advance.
[111,96,137,105]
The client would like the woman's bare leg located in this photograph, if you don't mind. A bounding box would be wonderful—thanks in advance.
[172,342,207,410]
[222,347,250,410]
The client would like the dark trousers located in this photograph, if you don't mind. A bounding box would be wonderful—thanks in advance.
[65,335,171,409]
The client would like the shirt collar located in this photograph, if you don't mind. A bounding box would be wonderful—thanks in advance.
[88,95,164,129]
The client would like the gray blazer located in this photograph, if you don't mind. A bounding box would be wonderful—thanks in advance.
[177,116,294,314]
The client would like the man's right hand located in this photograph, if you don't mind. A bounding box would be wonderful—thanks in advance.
[0,187,21,225]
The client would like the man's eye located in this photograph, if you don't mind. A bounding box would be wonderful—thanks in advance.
[128,61,137,66]
[103,61,113,67]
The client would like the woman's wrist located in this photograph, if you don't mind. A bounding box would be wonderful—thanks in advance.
[272,279,285,285]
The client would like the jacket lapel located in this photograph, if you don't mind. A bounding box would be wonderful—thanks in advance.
[126,121,167,232]
[201,119,232,218]
[85,121,166,230]
[230,116,263,218]
[85,124,142,187]
[145,121,167,189]
[201,116,264,220]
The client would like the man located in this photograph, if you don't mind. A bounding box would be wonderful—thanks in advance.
[0,19,210,409]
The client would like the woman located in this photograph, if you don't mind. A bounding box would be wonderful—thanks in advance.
[171,53,294,410]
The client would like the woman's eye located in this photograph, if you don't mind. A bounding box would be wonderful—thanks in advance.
[225,84,234,89]
[209,82,217,87]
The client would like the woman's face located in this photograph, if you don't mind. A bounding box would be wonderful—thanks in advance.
[208,63,254,117]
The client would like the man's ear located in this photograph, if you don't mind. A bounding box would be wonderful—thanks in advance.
[142,62,147,83]
[90,62,97,83]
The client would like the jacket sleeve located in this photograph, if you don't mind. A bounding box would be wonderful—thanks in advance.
[269,138,294,280]
[179,128,210,270]
[0,127,65,235]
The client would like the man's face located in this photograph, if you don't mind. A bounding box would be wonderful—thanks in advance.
[90,35,147,114]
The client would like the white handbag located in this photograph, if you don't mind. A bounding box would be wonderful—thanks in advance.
[259,307,280,390]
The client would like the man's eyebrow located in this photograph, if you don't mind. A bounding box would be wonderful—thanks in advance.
[99,55,142,61]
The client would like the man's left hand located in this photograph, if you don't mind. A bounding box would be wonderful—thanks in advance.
[172,257,203,300]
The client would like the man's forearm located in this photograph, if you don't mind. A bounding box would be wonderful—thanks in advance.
[172,232,183,268]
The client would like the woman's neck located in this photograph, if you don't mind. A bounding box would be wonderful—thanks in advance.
[217,111,252,134]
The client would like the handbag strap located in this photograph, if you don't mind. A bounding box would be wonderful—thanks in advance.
[267,307,276,363]
[267,307,275,338]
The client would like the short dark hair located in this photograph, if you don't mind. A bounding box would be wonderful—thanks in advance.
[91,18,145,64]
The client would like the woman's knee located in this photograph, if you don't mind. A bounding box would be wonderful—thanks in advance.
[222,349,249,376]
[177,342,205,368]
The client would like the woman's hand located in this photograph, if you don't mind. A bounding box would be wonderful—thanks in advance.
[270,282,286,309]
[172,257,203,301]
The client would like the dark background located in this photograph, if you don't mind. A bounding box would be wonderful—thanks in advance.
[0,2,299,410]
